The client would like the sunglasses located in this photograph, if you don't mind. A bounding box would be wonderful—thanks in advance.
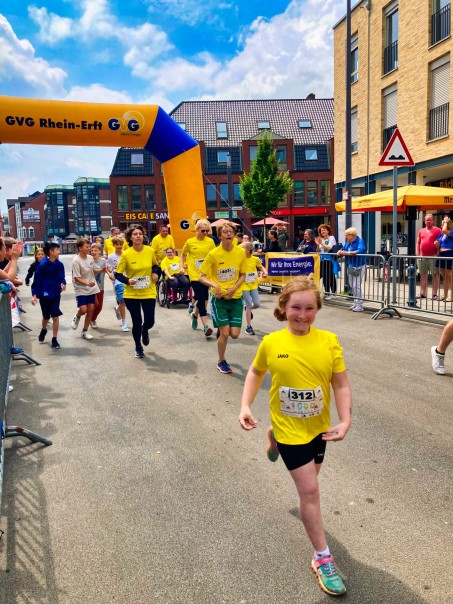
[200,230,210,233]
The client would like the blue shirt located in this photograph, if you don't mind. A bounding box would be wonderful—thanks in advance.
[437,233,453,251]
[340,236,367,267]
[31,257,66,298]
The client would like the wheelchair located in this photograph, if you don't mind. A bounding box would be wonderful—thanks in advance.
[157,277,192,309]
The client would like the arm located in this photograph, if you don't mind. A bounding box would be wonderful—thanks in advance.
[416,232,422,256]
[239,365,267,430]
[323,371,352,441]
[198,271,222,297]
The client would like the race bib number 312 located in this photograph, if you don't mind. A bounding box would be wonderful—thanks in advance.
[279,386,324,418]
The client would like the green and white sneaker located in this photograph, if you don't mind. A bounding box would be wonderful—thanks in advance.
[311,555,346,597]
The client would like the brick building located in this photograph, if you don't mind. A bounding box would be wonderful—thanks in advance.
[334,0,453,251]
[110,98,335,245]
[6,191,46,242]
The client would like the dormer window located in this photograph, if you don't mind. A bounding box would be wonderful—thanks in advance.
[299,119,312,128]
[258,121,270,129]
[131,153,144,166]
[305,149,318,161]
[216,122,228,139]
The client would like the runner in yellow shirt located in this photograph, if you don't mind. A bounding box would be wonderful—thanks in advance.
[104,226,128,257]
[151,224,175,264]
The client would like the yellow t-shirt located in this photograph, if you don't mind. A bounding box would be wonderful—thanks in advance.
[104,237,128,256]
[151,234,176,263]
[181,236,215,282]
[242,256,262,291]
[253,327,346,445]
[116,246,157,299]
[200,244,247,299]
[161,256,183,277]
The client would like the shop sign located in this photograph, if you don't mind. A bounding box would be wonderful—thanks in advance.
[215,211,237,219]
[121,211,168,221]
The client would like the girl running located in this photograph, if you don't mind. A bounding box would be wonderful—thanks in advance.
[239,277,352,597]
[25,247,45,287]
[240,242,267,335]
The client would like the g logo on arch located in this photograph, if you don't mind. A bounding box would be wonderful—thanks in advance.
[108,111,145,133]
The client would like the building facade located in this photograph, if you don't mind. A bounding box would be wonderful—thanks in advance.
[73,177,111,237]
[334,0,453,251]
[44,184,75,240]
[110,98,335,246]
[6,191,46,242]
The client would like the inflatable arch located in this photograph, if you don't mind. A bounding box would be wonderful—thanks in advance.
[0,96,206,248]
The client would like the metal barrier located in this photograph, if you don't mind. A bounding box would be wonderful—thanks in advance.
[0,292,52,514]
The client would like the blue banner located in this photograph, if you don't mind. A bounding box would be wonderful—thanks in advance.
[267,254,315,277]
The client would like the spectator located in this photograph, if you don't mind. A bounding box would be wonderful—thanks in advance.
[338,227,367,312]
[151,224,175,264]
[416,214,441,300]
[276,224,289,251]
[263,230,281,252]
[434,214,453,302]
[297,229,318,254]
[316,224,337,300]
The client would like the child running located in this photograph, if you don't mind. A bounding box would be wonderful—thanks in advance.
[90,242,107,329]
[71,237,100,340]
[240,241,267,335]
[239,277,352,597]
[105,235,129,332]
[31,242,66,349]
[25,247,45,287]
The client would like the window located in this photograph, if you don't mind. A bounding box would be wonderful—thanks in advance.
[249,145,258,162]
[383,84,398,150]
[216,122,228,139]
[298,119,312,128]
[384,2,398,74]
[432,0,450,45]
[429,54,450,139]
[305,149,318,161]
[307,181,318,205]
[176,122,186,130]
[161,185,168,211]
[351,107,358,153]
[28,226,35,239]
[351,33,358,83]
[206,184,217,209]
[276,145,287,163]
[217,150,228,164]
[131,153,144,166]
[320,181,331,205]
[258,121,270,129]
[145,185,156,210]
[233,183,242,204]
[219,183,229,208]
[294,181,305,206]
[117,185,128,211]
[131,185,142,210]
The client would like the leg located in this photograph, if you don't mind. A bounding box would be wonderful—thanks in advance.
[217,325,230,361]
[119,301,126,320]
[242,290,252,327]
[83,304,94,330]
[92,291,104,321]
[437,319,453,354]
[433,273,439,297]
[141,298,156,333]
[125,299,143,348]
[420,274,427,297]
[52,316,59,337]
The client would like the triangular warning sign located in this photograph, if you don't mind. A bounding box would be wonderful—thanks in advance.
[379,128,414,166]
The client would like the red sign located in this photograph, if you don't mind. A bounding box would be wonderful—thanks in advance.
[379,128,414,166]
[271,207,329,217]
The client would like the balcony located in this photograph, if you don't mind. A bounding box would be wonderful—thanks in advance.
[383,40,398,74]
[383,125,397,150]
[429,102,450,139]
[432,4,451,45]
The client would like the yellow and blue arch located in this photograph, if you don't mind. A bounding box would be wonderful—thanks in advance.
[0,96,206,248]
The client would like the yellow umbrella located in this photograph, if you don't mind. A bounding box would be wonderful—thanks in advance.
[335,185,453,212]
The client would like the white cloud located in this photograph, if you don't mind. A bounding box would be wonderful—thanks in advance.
[145,52,222,91]
[146,0,229,27]
[63,83,134,104]
[0,14,67,96]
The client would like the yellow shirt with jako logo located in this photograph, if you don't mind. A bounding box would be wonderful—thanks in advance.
[242,256,262,292]
[116,247,158,299]
[161,255,184,277]
[181,236,215,282]
[200,245,247,299]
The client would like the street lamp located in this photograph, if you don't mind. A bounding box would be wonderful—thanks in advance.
[227,152,233,221]
[345,0,352,228]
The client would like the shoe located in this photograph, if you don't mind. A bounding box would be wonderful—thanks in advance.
[51,338,61,349]
[217,360,232,374]
[349,304,356,310]
[352,306,363,312]
[245,326,255,335]
[114,305,121,320]
[266,427,279,462]
[38,328,47,342]
[135,346,144,359]
[81,331,93,340]
[142,329,150,346]
[19,305,26,313]
[311,555,346,596]
[71,315,80,330]
[8,385,13,392]
[416,294,427,299]
[432,294,439,300]
[188,303,194,314]
[10,346,24,355]
[191,313,198,330]
[90,321,98,329]
[431,346,445,375]
[121,324,130,332]
[204,326,213,337]
[324,295,333,301]
[447,297,452,302]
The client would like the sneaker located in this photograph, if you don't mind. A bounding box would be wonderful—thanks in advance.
[188,303,194,314]
[352,306,363,312]
[135,346,144,359]
[90,321,98,329]
[81,331,93,340]
[38,328,47,343]
[71,315,80,330]
[324,295,333,301]
[245,326,255,335]
[266,427,279,462]
[311,555,346,596]
[142,329,150,346]
[431,346,445,375]
[121,324,130,332]
[217,360,232,374]
[51,338,61,349]
[10,346,24,355]
[349,304,356,310]
[114,305,121,320]
[8,385,14,392]
[191,313,198,330]
[204,326,213,337]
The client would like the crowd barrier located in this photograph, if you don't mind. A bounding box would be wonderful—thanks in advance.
[0,292,52,515]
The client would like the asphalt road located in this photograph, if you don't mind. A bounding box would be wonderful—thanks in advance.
[0,255,452,604]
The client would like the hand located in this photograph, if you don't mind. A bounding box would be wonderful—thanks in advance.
[10,242,24,258]
[31,296,37,306]
[61,284,66,292]
[224,287,236,299]
[239,408,257,431]
[322,422,350,441]
[152,273,159,284]
[213,284,222,298]
[129,278,137,285]
[88,281,95,287]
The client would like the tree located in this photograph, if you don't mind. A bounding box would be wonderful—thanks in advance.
[239,132,293,243]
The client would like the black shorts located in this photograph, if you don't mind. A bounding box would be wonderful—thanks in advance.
[39,295,63,320]
[277,433,326,471]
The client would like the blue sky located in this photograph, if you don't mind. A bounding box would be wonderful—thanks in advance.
[0,0,344,212]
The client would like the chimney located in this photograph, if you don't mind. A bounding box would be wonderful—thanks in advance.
[306,93,316,100]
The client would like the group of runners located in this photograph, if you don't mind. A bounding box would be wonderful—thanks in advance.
[20,220,352,597]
